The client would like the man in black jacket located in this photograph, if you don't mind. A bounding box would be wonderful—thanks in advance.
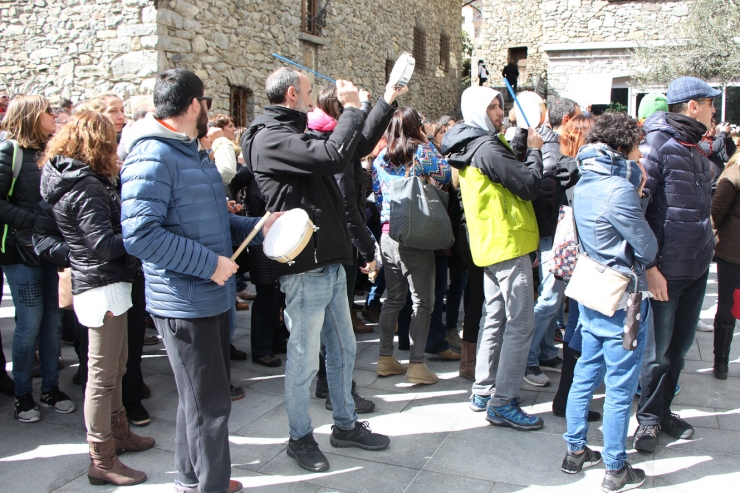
[242,68,390,473]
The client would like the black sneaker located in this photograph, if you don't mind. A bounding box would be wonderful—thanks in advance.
[602,462,646,492]
[230,385,246,402]
[315,375,329,399]
[230,344,248,361]
[40,386,76,414]
[326,382,376,414]
[539,356,563,373]
[0,372,15,396]
[329,421,390,450]
[125,401,150,426]
[633,424,659,452]
[14,393,41,423]
[660,413,694,439]
[143,334,159,346]
[286,433,329,472]
[561,446,602,474]
[253,355,282,368]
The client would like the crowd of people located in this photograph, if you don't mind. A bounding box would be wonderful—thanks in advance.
[0,69,737,493]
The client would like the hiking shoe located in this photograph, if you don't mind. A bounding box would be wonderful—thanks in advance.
[329,421,390,450]
[287,433,329,472]
[315,375,329,399]
[326,382,376,414]
[362,305,380,323]
[524,366,550,387]
[602,462,646,492]
[230,344,247,361]
[376,355,407,377]
[430,348,460,360]
[561,446,603,474]
[633,424,659,452]
[14,393,41,423]
[469,393,490,412]
[661,413,694,439]
[539,356,563,373]
[0,373,15,396]
[696,320,713,332]
[253,355,281,368]
[406,363,439,384]
[40,387,76,414]
[230,385,246,402]
[237,289,256,301]
[486,399,544,431]
[445,329,462,349]
[125,401,150,426]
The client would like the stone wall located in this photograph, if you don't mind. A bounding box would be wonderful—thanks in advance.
[0,0,462,121]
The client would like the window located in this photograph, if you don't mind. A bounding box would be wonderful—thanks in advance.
[413,25,427,73]
[302,0,319,35]
[385,58,394,84]
[439,33,450,73]
[230,86,253,128]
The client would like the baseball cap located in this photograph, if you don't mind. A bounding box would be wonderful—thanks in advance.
[666,76,722,105]
[638,93,668,121]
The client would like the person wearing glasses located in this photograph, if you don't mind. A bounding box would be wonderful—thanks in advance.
[633,77,720,453]
[120,69,279,493]
[0,95,76,423]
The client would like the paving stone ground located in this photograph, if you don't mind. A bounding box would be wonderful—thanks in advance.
[0,264,738,493]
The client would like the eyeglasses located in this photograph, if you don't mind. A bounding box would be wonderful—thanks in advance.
[196,96,212,110]
[697,98,715,107]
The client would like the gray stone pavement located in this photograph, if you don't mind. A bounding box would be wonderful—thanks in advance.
[0,264,738,493]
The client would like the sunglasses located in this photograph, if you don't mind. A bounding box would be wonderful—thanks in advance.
[196,96,212,110]
[45,107,58,116]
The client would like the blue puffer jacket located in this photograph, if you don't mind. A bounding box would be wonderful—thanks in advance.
[639,112,714,281]
[573,144,659,291]
[121,114,263,319]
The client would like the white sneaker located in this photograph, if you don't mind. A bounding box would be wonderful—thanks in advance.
[523,366,550,387]
[696,320,713,332]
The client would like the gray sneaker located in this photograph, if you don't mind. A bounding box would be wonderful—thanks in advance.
[602,462,646,492]
[40,387,76,414]
[445,329,462,349]
[14,393,41,423]
[524,366,550,387]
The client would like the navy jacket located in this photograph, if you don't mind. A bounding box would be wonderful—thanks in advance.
[639,112,714,281]
[121,114,263,319]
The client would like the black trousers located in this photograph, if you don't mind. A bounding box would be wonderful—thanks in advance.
[251,282,281,358]
[462,265,484,343]
[716,257,740,321]
[122,270,147,406]
[154,311,232,492]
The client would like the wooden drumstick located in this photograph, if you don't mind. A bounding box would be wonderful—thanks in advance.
[231,211,271,261]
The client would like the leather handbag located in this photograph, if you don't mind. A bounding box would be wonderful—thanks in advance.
[58,267,73,310]
[388,162,454,250]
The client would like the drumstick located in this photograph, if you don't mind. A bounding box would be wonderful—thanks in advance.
[503,78,532,128]
[271,53,336,83]
[231,211,271,261]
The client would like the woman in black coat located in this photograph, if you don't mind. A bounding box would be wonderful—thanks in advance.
[40,111,154,486]
[0,95,75,422]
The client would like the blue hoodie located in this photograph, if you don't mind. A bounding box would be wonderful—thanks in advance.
[573,143,659,291]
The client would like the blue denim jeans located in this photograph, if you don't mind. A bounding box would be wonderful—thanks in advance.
[564,300,650,470]
[446,267,469,330]
[527,236,564,366]
[425,255,451,354]
[5,263,64,397]
[637,269,709,425]
[280,264,358,439]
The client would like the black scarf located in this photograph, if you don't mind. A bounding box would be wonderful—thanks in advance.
[666,113,707,145]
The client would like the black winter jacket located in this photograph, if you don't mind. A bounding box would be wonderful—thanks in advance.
[33,199,70,267]
[640,112,714,281]
[307,97,396,263]
[242,105,364,276]
[0,139,42,265]
[40,156,137,294]
[532,125,562,237]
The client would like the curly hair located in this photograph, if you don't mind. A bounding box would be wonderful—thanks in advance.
[40,110,119,178]
[559,114,595,158]
[584,112,644,155]
[209,113,233,129]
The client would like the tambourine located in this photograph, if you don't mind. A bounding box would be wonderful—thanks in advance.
[263,208,319,266]
[514,91,547,129]
[388,53,415,89]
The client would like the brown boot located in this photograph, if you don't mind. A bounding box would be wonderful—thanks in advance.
[459,341,476,381]
[111,408,155,455]
[351,310,373,333]
[88,437,147,486]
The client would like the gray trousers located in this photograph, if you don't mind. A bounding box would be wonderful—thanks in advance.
[154,312,232,493]
[378,233,435,363]
[472,255,536,408]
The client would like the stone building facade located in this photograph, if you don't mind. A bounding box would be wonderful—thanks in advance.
[0,0,462,124]
[474,0,691,115]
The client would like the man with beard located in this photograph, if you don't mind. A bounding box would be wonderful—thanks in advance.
[120,69,280,493]
[242,68,390,473]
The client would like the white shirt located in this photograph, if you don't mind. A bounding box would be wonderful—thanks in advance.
[73,282,133,328]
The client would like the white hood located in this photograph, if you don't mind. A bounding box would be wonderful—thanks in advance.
[461,86,504,135]
[118,112,192,161]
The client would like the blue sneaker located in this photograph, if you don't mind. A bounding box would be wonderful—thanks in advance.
[486,399,544,431]
[469,394,490,412]
[674,383,681,396]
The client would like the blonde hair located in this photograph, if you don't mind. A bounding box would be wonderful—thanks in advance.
[76,92,122,113]
[40,111,119,178]
[719,150,740,181]
[0,95,54,149]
